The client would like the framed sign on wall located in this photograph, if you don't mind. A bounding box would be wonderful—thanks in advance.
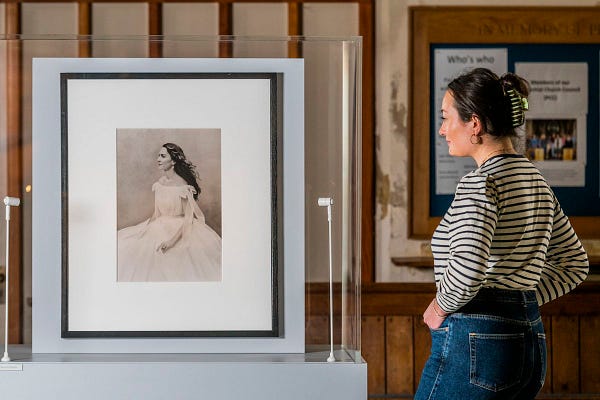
[410,7,600,239]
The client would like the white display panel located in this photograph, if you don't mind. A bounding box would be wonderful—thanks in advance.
[32,57,305,353]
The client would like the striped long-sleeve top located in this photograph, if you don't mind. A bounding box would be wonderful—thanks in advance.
[432,154,589,313]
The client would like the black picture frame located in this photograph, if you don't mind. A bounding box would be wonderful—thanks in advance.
[60,72,284,338]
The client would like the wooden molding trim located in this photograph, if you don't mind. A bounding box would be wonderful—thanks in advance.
[148,2,162,57]
[218,2,232,57]
[359,0,375,283]
[78,1,92,57]
[287,2,302,58]
[391,256,433,268]
[307,281,600,316]
[4,0,375,3]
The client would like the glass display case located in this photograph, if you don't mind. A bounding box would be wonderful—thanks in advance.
[0,35,361,362]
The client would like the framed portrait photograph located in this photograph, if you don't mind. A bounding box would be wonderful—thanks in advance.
[33,59,305,353]
[115,128,223,283]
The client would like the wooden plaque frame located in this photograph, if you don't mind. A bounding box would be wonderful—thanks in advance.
[409,6,600,239]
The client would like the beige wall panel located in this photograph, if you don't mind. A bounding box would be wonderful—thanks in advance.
[21,3,79,345]
[0,4,5,34]
[303,3,358,37]
[162,3,219,57]
[22,3,78,34]
[92,3,148,57]
[232,3,287,58]
[302,4,359,282]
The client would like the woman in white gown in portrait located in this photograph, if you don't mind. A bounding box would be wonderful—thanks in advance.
[117,142,222,282]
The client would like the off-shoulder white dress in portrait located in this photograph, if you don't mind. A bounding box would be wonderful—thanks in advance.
[117,181,222,282]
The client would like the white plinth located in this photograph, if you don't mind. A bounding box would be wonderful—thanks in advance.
[0,345,367,400]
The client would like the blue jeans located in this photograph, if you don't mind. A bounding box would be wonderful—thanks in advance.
[415,288,546,400]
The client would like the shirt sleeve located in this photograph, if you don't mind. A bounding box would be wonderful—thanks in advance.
[535,199,589,305]
[436,173,499,313]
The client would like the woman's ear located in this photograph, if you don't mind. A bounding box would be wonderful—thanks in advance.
[471,115,482,135]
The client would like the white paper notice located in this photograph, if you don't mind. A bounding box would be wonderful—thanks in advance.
[517,62,588,115]
[434,48,508,195]
[516,62,588,187]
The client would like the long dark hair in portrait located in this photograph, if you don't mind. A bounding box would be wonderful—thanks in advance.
[163,142,201,200]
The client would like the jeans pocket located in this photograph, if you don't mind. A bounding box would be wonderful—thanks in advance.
[428,325,450,361]
[469,332,525,392]
[538,333,547,387]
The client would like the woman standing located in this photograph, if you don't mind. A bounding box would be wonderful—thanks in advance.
[117,143,222,282]
[415,68,588,399]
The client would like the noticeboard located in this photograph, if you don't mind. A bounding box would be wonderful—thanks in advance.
[410,6,600,239]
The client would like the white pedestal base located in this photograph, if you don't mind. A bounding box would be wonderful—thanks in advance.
[0,346,367,400]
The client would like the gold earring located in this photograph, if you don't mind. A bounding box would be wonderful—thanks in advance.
[470,134,482,145]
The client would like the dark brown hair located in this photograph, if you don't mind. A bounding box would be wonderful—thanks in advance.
[448,68,530,138]
[163,143,201,200]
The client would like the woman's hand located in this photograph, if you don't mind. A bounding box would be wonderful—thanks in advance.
[423,297,449,329]
[156,236,179,253]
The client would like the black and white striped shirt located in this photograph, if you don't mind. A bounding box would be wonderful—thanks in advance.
[432,154,589,313]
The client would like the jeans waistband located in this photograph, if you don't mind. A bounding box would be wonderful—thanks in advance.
[470,288,538,304]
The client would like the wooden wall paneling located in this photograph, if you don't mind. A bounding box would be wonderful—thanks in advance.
[412,316,430,392]
[218,2,232,57]
[580,315,600,393]
[358,0,374,284]
[540,316,553,394]
[332,315,342,344]
[305,284,329,346]
[541,286,600,316]
[305,315,329,345]
[287,1,302,58]
[362,316,385,395]
[148,2,162,57]
[552,316,580,393]
[5,1,23,344]
[362,283,435,315]
[408,7,434,239]
[78,2,91,57]
[386,316,414,396]
[334,282,600,398]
